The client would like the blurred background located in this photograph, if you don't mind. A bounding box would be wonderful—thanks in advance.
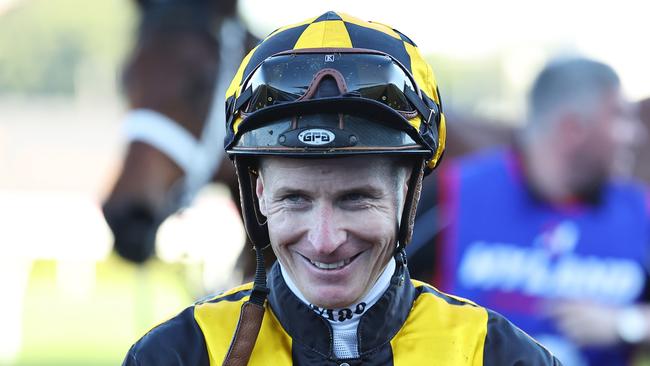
[0,0,648,365]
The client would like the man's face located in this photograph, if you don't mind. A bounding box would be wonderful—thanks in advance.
[570,88,638,195]
[256,156,408,309]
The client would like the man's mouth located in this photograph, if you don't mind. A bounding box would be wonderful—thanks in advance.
[304,253,362,270]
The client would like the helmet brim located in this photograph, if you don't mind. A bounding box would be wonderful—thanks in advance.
[227,97,434,159]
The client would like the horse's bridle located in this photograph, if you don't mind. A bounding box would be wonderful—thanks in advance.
[122,108,226,208]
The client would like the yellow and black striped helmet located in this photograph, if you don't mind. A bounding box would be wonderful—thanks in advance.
[224,11,446,172]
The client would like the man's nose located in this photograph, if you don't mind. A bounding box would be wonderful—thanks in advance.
[307,203,347,254]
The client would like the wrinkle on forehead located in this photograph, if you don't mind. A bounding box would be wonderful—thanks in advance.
[258,156,398,183]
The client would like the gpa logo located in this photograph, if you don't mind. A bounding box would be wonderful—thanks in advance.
[325,54,335,62]
[298,129,335,146]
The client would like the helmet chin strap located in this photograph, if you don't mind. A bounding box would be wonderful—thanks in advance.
[233,158,271,309]
[222,157,270,366]
[390,160,425,277]
[397,160,426,252]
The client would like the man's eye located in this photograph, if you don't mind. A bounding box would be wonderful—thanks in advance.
[341,192,374,204]
[342,193,364,201]
[284,194,306,203]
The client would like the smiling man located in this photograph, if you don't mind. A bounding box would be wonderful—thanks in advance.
[258,156,408,311]
[122,11,561,365]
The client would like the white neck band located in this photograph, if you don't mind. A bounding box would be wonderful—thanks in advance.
[280,258,396,358]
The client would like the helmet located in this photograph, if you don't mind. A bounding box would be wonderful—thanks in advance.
[221,11,447,365]
[225,11,445,168]
[224,10,446,250]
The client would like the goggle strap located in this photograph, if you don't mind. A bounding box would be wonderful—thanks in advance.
[422,94,440,124]
[404,86,434,125]
[435,87,444,114]
[235,86,253,112]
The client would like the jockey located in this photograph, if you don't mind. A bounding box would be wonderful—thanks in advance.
[122,11,560,365]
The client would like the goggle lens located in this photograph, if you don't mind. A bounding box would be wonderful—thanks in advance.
[242,52,419,114]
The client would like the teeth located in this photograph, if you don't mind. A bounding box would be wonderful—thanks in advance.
[310,257,352,270]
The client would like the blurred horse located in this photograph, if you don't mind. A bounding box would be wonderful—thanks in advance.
[102,0,256,265]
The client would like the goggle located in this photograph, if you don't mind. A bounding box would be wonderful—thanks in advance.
[235,49,424,119]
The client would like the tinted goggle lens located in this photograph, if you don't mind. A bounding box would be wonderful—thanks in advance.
[242,53,419,114]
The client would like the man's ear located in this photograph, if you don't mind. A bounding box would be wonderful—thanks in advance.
[396,165,412,220]
[256,174,267,217]
[403,167,412,199]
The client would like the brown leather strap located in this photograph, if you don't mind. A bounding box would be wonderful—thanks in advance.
[222,301,266,366]
[297,68,348,101]
[224,158,269,366]
[397,160,425,249]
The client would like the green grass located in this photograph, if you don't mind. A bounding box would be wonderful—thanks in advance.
[12,255,193,366]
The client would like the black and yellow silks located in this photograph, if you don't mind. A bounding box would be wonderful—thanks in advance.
[123,262,559,365]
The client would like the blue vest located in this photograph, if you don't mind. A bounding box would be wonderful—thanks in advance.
[438,149,650,366]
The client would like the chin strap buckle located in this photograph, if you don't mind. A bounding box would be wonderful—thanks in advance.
[250,284,270,306]
[393,248,408,287]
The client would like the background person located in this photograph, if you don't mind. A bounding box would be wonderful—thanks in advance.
[409,57,650,366]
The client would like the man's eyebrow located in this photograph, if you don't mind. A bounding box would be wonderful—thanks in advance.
[272,187,311,197]
[338,184,385,197]
[271,183,385,196]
